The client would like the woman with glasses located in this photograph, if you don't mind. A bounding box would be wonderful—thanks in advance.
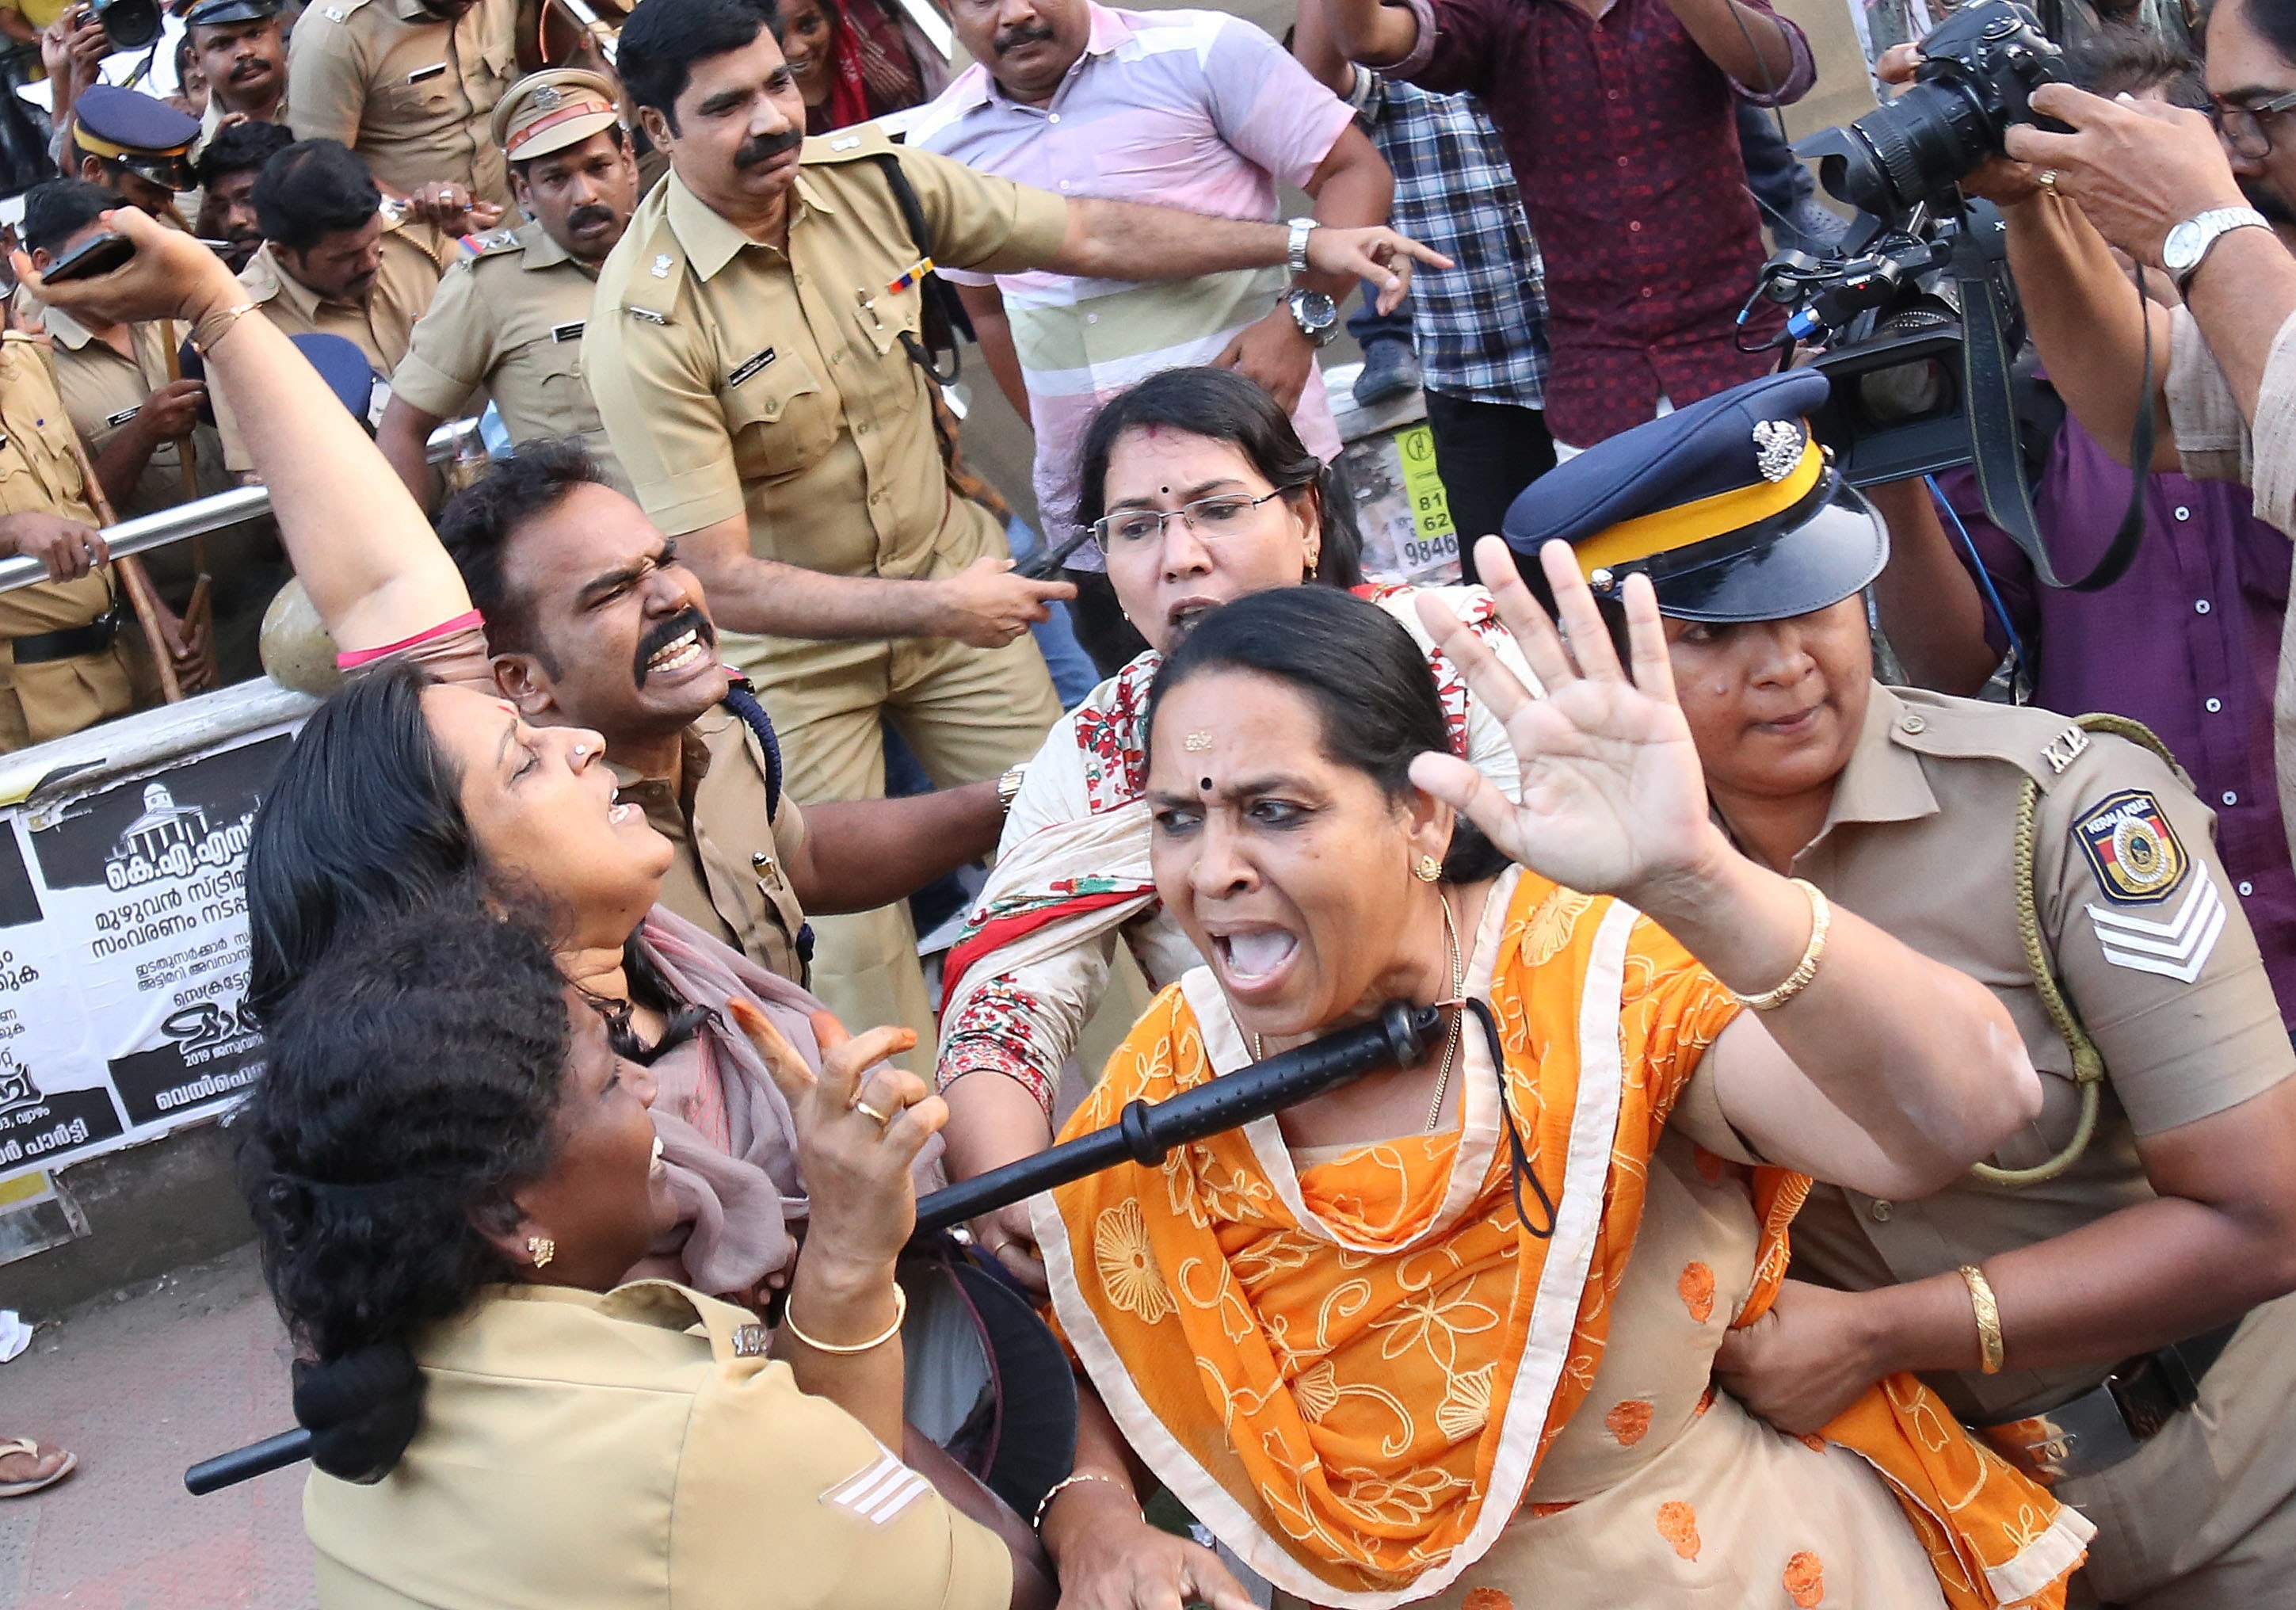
[933,365,1534,1291]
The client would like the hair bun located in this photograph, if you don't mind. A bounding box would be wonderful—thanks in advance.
[292,1343,423,1484]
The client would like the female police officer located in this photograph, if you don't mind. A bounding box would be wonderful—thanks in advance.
[1489,368,2296,1608]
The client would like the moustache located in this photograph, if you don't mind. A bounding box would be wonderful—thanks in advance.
[734,128,804,169]
[993,21,1055,53]
[228,57,270,78]
[634,607,716,688]
[566,204,616,234]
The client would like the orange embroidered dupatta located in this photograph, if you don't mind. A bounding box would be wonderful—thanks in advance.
[1035,872,2091,1609]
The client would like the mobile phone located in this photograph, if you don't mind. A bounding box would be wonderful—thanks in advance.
[43,231,134,284]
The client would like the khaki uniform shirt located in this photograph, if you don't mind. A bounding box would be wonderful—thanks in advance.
[0,335,134,747]
[585,130,1068,623]
[40,308,223,522]
[611,707,813,985]
[219,224,448,471]
[389,219,628,492]
[285,0,519,207]
[303,1280,1013,1610]
[1773,686,2294,1425]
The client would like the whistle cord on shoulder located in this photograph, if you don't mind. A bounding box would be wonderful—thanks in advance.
[1466,997,1557,1239]
[1977,712,2179,1187]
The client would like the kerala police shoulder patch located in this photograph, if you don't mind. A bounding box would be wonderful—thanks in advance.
[2073,789,2187,905]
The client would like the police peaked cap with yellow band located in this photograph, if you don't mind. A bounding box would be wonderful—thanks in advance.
[72,85,198,186]
[1500,369,1890,624]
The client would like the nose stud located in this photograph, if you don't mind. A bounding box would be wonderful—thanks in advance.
[571,743,591,762]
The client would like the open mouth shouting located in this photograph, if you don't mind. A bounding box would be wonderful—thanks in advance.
[635,609,718,689]
[1207,922,1300,1000]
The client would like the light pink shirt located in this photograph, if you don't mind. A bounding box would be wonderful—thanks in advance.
[910,5,1352,547]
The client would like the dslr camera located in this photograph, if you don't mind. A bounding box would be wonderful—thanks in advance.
[1747,0,2064,502]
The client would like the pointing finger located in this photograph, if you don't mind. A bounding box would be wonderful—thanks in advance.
[727,996,818,1108]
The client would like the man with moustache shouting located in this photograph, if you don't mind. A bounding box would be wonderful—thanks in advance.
[379,70,644,501]
[589,0,1443,1045]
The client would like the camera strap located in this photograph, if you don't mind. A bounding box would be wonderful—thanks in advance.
[1954,227,2149,591]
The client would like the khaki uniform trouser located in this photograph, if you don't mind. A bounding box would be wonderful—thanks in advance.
[2060,1291,2296,1608]
[723,624,1062,1060]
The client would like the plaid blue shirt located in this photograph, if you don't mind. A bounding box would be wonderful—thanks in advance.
[1355,71,1549,409]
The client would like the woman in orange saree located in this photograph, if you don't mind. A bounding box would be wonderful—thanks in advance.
[1032,555,2092,1610]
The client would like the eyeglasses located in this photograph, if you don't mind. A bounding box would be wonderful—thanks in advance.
[1087,490,1287,557]
[2210,89,2296,159]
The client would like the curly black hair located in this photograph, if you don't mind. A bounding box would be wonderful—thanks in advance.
[238,894,571,1481]
[435,436,615,666]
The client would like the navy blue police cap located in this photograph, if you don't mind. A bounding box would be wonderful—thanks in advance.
[184,0,281,26]
[72,86,200,189]
[1500,369,1888,623]
[290,334,382,422]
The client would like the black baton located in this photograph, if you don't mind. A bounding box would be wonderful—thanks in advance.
[185,1002,1440,1495]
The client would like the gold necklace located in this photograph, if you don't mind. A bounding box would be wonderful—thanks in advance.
[1251,895,1466,1132]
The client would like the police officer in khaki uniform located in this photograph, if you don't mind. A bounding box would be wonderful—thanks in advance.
[22,181,219,525]
[0,327,138,750]
[185,0,288,147]
[285,0,520,209]
[433,438,1016,990]
[67,85,199,226]
[591,0,1440,1047]
[218,137,450,471]
[377,69,639,503]
[1501,369,2296,1609]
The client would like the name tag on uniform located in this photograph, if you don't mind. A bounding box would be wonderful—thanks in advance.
[105,405,140,428]
[550,319,585,343]
[625,307,668,325]
[407,61,447,82]
[727,348,777,387]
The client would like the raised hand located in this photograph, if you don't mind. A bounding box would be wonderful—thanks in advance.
[13,206,243,330]
[731,999,946,1274]
[1410,535,1723,905]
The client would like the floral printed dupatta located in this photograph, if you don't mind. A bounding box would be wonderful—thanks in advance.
[1036,872,2091,1610]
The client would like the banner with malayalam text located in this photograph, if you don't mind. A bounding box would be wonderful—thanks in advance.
[0,723,295,1182]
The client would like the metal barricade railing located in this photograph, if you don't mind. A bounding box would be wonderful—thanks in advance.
[0,417,483,599]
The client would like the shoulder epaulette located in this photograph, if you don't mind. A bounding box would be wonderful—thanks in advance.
[310,0,374,25]
[800,124,898,166]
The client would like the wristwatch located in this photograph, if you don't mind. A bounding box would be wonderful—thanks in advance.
[1286,288,1340,348]
[997,762,1028,815]
[1286,216,1320,278]
[2163,206,2271,291]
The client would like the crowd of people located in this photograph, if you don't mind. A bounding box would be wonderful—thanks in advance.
[0,0,2294,1602]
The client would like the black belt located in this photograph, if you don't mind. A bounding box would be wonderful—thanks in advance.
[1978,1317,2242,1485]
[11,607,123,666]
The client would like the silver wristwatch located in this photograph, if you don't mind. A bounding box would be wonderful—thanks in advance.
[2163,206,2271,291]
[1285,216,1320,278]
[1286,288,1339,347]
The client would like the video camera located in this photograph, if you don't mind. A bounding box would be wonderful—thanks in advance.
[1741,0,2132,589]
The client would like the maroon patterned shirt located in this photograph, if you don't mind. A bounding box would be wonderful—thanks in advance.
[1395,0,1813,447]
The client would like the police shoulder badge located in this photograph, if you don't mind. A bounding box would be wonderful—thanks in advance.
[2075,789,2227,980]
[2073,788,2187,903]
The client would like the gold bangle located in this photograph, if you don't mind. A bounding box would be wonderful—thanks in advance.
[1731,878,1832,1011]
[1959,1264,2006,1375]
[1032,1468,1136,1530]
[188,299,258,357]
[779,1282,906,1356]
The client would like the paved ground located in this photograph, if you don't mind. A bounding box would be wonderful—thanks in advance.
[0,1246,311,1610]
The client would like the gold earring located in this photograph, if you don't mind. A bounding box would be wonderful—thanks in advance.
[1415,855,1443,883]
[526,1234,555,1269]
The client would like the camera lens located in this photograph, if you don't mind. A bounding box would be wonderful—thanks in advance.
[90,0,160,49]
